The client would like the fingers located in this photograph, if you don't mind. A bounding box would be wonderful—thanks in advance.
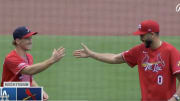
[57,48,65,57]
[73,53,82,58]
[81,43,91,53]
[73,49,83,58]
[43,91,49,101]
[52,43,89,61]
[74,49,83,53]
[58,48,65,55]
[51,46,66,62]
[73,50,81,55]
[53,48,57,54]
[57,47,64,52]
[55,47,65,55]
[81,43,87,49]
[43,99,48,101]
[43,96,48,101]
[73,53,81,58]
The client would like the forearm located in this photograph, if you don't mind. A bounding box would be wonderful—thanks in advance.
[22,58,55,75]
[89,51,124,64]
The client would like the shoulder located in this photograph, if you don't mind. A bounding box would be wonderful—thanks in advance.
[26,53,33,63]
[130,43,145,51]
[124,43,144,55]
[26,53,33,59]
[163,42,179,52]
[5,50,21,63]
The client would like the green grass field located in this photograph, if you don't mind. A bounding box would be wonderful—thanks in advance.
[0,35,180,101]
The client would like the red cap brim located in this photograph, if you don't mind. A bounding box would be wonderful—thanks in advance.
[23,32,38,38]
[133,30,147,35]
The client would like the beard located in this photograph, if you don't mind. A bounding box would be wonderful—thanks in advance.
[144,39,152,48]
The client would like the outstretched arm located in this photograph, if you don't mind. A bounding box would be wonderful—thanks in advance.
[73,43,125,64]
[21,47,65,75]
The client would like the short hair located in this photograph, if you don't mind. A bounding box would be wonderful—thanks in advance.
[12,40,17,46]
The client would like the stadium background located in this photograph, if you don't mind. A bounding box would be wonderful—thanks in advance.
[0,0,179,100]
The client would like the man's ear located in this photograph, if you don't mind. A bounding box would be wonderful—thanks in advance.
[15,39,21,45]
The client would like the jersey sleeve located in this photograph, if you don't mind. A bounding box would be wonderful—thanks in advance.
[170,47,180,75]
[5,57,29,75]
[122,45,141,68]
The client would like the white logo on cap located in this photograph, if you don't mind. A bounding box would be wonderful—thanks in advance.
[138,24,142,29]
[148,29,152,32]
[25,27,30,33]
[176,3,180,13]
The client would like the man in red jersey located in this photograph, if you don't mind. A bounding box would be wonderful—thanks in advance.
[1,26,65,101]
[73,20,180,101]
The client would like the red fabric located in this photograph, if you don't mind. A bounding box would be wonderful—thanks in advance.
[23,32,37,38]
[123,42,180,101]
[1,50,33,86]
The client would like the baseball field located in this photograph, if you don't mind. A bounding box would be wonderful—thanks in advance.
[0,35,179,101]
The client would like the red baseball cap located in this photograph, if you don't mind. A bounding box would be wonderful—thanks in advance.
[133,20,160,35]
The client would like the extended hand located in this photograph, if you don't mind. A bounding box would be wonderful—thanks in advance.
[51,47,65,63]
[73,43,91,58]
[43,90,49,101]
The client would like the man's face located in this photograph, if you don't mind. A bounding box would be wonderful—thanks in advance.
[16,37,32,51]
[140,33,154,48]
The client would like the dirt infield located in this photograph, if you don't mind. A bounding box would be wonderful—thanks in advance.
[0,0,179,36]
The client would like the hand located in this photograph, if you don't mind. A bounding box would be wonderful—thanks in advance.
[168,97,176,101]
[73,43,92,58]
[43,90,49,101]
[51,47,65,63]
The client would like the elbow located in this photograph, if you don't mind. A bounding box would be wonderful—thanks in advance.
[111,57,124,64]
[20,67,36,75]
[108,61,118,64]
[109,61,122,64]
[26,69,37,75]
[107,59,120,64]
[26,71,36,75]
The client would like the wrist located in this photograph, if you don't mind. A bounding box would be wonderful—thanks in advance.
[48,57,56,64]
[173,94,180,101]
[88,51,94,58]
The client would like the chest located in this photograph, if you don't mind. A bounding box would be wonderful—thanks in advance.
[22,56,33,65]
[137,50,170,73]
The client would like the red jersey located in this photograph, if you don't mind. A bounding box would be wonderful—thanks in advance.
[123,42,180,101]
[1,50,33,86]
